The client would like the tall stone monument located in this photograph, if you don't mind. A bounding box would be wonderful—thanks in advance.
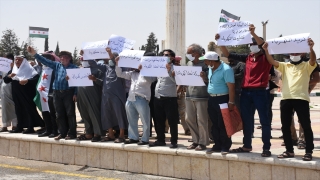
[166,0,186,65]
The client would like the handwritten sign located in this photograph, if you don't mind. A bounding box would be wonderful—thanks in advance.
[118,50,145,68]
[82,40,110,60]
[66,68,93,87]
[0,57,12,72]
[173,66,205,86]
[140,56,169,77]
[107,34,136,54]
[217,21,253,46]
[266,33,310,54]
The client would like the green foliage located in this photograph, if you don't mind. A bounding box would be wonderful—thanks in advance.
[0,29,21,55]
[73,47,80,66]
[208,41,216,51]
[227,45,250,54]
[21,39,37,60]
[55,42,60,56]
[140,45,146,50]
[145,32,158,54]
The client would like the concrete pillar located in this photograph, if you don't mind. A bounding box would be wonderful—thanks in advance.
[166,0,186,65]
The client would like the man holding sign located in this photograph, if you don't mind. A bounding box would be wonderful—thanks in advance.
[216,24,272,157]
[262,38,317,161]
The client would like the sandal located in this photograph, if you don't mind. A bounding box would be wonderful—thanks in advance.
[76,134,92,141]
[230,147,252,153]
[302,153,312,161]
[0,127,8,132]
[65,135,76,140]
[297,140,306,149]
[261,150,271,157]
[91,136,101,142]
[277,151,294,158]
[101,136,115,142]
[114,138,125,143]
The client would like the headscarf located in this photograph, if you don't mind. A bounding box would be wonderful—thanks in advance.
[12,57,38,81]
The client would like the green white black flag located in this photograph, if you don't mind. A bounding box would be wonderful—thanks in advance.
[219,9,240,23]
[29,26,49,38]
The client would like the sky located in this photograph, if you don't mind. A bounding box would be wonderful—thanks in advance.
[0,0,319,57]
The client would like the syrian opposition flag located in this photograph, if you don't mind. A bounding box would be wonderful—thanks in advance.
[29,26,49,38]
[34,67,53,112]
[219,9,240,23]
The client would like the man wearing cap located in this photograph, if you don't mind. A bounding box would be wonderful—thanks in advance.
[262,38,317,161]
[28,46,78,140]
[202,51,235,154]
[216,24,272,157]
[185,44,210,151]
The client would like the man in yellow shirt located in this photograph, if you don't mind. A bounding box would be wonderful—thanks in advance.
[262,38,317,161]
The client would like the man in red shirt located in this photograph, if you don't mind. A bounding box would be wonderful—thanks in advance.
[215,24,272,157]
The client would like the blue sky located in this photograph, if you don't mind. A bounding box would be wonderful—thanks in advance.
[0,0,319,56]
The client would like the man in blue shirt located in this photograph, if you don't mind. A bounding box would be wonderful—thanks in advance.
[201,51,235,155]
[28,46,78,140]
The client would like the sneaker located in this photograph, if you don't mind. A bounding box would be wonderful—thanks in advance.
[124,139,139,144]
[137,141,149,145]
[170,143,178,148]
[149,141,166,147]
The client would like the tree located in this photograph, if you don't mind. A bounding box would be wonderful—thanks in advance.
[208,41,216,51]
[55,42,60,56]
[0,29,21,55]
[73,47,80,66]
[140,45,146,50]
[144,32,158,53]
[44,38,49,51]
[20,39,37,60]
[227,45,250,54]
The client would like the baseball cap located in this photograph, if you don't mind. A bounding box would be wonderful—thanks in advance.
[199,51,219,61]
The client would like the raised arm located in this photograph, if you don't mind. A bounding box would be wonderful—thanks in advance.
[215,33,230,58]
[250,24,264,45]
[308,38,316,66]
[262,42,279,68]
[28,46,57,70]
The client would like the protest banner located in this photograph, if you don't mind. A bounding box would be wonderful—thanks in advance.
[140,56,169,77]
[266,33,310,54]
[108,34,136,54]
[66,68,93,87]
[0,57,12,72]
[82,40,110,60]
[173,66,205,86]
[118,50,145,68]
[217,21,252,46]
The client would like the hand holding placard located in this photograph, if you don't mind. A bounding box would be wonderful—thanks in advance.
[266,33,310,54]
[108,34,136,54]
[140,56,169,77]
[66,68,93,87]
[217,21,253,46]
[82,40,110,60]
[118,50,145,68]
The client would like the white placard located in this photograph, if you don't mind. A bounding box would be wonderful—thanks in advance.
[266,33,310,54]
[82,40,110,60]
[108,34,136,54]
[217,21,253,46]
[118,50,145,68]
[66,68,93,87]
[0,57,12,72]
[173,66,205,86]
[140,56,169,77]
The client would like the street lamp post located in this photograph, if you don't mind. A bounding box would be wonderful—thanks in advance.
[261,20,269,40]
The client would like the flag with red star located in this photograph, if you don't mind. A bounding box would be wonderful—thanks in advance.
[29,26,49,38]
[33,67,53,112]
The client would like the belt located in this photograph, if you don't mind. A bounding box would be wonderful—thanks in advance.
[242,88,266,91]
[210,93,228,97]
[54,89,70,93]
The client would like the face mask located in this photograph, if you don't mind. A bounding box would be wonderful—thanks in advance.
[290,55,301,62]
[208,65,213,69]
[186,54,195,61]
[109,60,115,66]
[250,45,260,54]
[284,58,290,62]
[81,61,90,68]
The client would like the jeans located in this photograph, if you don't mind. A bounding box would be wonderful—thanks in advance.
[241,89,271,150]
[42,96,58,133]
[154,97,179,144]
[268,93,275,125]
[53,90,76,137]
[280,99,314,153]
[208,95,232,151]
[126,96,150,142]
